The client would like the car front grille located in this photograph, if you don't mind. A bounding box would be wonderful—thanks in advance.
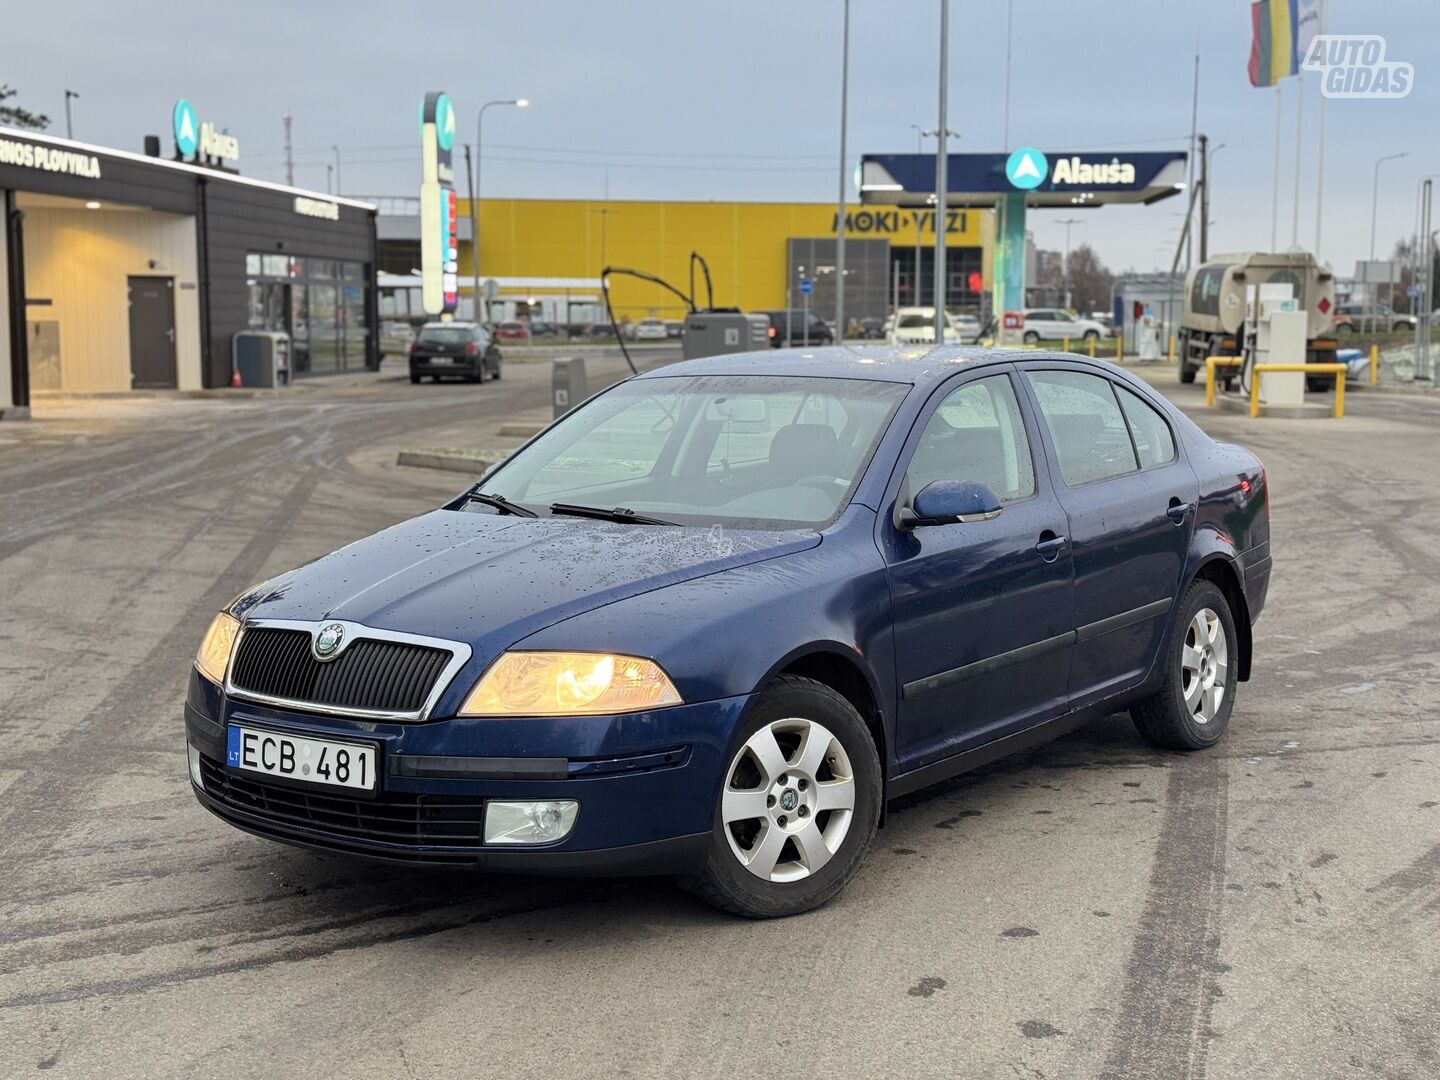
[229,626,453,717]
[198,756,488,857]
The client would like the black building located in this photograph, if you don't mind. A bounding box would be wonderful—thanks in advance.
[2,127,378,417]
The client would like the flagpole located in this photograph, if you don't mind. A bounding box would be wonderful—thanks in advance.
[1313,7,1327,263]
[1291,72,1304,250]
[1271,81,1283,251]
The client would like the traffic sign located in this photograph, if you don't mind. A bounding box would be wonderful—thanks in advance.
[799,278,813,295]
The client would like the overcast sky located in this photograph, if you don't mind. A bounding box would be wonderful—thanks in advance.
[5,1,1436,275]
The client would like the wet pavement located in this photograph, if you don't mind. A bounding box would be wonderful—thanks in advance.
[1,357,1437,1079]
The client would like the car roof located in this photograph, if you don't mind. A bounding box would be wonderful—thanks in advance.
[420,321,479,329]
[634,345,1130,387]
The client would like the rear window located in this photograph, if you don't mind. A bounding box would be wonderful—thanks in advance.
[897,315,930,328]
[417,327,472,346]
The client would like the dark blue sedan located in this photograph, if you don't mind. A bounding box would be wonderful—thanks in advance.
[187,347,1271,917]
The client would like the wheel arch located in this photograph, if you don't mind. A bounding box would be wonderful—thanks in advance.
[759,644,891,822]
[1191,555,1252,681]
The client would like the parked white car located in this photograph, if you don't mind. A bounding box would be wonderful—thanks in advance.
[634,318,668,341]
[1021,308,1108,344]
[888,307,961,345]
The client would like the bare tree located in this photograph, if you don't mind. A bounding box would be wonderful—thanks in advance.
[1064,244,1114,315]
[0,84,49,130]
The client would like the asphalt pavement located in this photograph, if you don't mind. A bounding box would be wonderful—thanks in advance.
[1,356,1437,1079]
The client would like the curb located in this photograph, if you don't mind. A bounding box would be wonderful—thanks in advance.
[396,449,495,474]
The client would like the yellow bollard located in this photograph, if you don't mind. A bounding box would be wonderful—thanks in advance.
[1370,343,1379,385]
[1115,335,1122,363]
[1062,336,1070,353]
[1169,335,1176,364]
[1249,370,1261,417]
[1088,336,1097,358]
[1335,372,1346,419]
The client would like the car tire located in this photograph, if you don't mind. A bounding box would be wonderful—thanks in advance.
[491,362,502,380]
[1023,331,1040,345]
[409,374,420,385]
[1131,579,1238,751]
[1083,330,1099,342]
[681,675,881,919]
[1179,364,1197,384]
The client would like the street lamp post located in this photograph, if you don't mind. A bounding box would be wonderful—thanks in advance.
[64,89,79,139]
[1056,218,1082,309]
[835,0,851,342]
[472,98,529,324]
[934,0,952,344]
[331,146,341,195]
[1370,152,1408,260]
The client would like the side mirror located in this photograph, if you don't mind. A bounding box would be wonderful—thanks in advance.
[898,480,1004,529]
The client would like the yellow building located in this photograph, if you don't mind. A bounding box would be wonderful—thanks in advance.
[434,198,992,324]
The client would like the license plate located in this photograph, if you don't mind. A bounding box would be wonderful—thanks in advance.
[226,725,377,791]
[429,356,453,365]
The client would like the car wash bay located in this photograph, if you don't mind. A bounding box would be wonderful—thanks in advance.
[1,129,378,417]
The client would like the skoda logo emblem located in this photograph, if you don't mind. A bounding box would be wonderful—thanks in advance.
[779,789,798,812]
[314,623,346,661]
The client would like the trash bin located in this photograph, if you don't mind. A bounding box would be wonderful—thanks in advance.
[552,356,587,418]
[233,331,292,388]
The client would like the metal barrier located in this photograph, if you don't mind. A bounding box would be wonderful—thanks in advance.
[1204,356,1244,406]
[1250,362,1348,419]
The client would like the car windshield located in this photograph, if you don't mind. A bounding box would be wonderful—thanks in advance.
[478,375,909,529]
[418,327,472,345]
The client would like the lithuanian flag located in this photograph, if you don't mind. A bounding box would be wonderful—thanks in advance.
[1248,0,1298,87]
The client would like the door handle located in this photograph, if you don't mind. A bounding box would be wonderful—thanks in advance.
[1166,498,1194,525]
[1035,533,1068,560]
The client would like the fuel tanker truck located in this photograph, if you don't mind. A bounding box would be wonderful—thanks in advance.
[1178,252,1338,387]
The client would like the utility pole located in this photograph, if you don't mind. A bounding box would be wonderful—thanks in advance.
[1198,134,1210,263]
[282,113,294,187]
[464,143,479,321]
[63,89,78,139]
[834,0,851,341]
[910,124,924,308]
[331,146,341,195]
[1185,53,1199,271]
[934,0,950,342]
[1056,218,1082,309]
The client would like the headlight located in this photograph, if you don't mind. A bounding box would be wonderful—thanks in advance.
[195,611,240,685]
[459,651,682,716]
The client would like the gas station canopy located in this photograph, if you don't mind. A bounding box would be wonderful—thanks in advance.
[858,150,1188,208]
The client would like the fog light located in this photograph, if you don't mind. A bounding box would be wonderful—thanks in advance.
[484,800,579,845]
[187,744,204,789]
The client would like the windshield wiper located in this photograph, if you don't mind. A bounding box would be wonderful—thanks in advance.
[548,502,678,526]
[461,489,538,518]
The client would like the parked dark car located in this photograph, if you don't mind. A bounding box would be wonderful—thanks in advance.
[758,309,835,348]
[665,320,685,339]
[585,322,617,339]
[1332,303,1416,333]
[529,321,560,339]
[408,322,502,384]
[859,317,887,340]
[189,347,1269,917]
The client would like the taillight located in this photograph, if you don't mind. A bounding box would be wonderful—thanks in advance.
[465,341,480,355]
[408,341,419,355]
[768,327,776,338]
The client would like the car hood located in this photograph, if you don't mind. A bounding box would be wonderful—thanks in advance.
[233,509,820,651]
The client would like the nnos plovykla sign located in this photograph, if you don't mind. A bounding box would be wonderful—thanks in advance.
[419,91,458,316]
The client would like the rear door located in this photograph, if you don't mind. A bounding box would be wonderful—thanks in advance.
[881,367,1075,769]
[1018,362,1197,709]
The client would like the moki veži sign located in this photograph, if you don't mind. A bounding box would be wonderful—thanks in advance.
[419,91,458,316]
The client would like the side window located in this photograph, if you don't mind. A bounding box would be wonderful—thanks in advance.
[1115,385,1176,469]
[1026,370,1139,486]
[906,375,1035,503]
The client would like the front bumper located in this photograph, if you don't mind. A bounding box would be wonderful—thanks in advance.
[185,672,746,874]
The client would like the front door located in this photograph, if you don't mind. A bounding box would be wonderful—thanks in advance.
[127,276,176,389]
[1018,363,1196,709]
[881,368,1076,771]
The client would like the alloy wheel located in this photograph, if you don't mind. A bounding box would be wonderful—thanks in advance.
[721,718,856,883]
[1181,606,1229,724]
